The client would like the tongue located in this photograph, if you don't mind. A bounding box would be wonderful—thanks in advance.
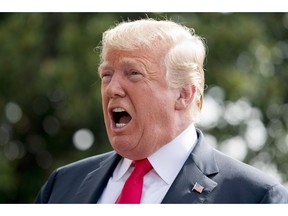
[119,115,132,124]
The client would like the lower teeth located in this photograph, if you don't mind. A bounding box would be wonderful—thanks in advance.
[116,123,126,128]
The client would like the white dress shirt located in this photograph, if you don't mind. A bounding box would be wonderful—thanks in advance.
[97,123,198,204]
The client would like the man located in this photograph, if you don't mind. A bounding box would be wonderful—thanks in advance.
[35,18,288,203]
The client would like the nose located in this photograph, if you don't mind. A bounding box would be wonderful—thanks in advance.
[105,74,126,98]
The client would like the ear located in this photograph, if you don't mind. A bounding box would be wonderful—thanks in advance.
[175,85,196,111]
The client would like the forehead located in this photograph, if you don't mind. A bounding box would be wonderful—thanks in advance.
[101,56,144,68]
[99,49,160,71]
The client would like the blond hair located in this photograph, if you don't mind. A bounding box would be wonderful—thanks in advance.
[99,18,206,122]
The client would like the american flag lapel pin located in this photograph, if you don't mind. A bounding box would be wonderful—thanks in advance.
[192,182,204,193]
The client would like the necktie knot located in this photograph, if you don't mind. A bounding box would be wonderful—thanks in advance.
[133,158,153,177]
[115,158,152,204]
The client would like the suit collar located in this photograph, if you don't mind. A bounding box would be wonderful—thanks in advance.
[73,152,121,203]
[162,129,219,203]
[192,129,219,175]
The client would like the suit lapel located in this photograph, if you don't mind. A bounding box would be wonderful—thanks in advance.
[162,129,219,203]
[73,152,121,203]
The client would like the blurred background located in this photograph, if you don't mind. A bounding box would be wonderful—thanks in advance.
[0,13,288,203]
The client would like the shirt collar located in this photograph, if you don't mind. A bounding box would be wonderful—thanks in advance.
[113,157,132,181]
[149,123,197,184]
[113,123,197,183]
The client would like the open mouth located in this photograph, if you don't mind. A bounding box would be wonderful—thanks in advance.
[111,107,132,128]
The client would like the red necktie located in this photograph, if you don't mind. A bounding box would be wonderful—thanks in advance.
[115,158,152,204]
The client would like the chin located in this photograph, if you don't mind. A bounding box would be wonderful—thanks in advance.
[110,140,143,159]
[110,138,134,152]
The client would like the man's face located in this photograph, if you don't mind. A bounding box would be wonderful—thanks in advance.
[99,48,179,160]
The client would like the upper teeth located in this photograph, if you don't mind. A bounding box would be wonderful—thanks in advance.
[113,108,126,112]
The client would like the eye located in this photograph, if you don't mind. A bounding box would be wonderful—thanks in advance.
[100,72,113,82]
[100,71,111,78]
[127,70,143,77]
[130,71,141,76]
[126,70,144,82]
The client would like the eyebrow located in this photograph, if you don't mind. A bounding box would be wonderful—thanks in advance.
[98,57,146,74]
[120,57,141,66]
[98,62,110,72]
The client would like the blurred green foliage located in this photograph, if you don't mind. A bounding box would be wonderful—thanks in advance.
[0,13,288,203]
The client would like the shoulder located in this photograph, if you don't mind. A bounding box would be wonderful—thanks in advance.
[211,148,288,203]
[195,129,288,203]
[213,148,276,184]
[35,150,119,203]
[196,129,281,186]
[211,145,282,187]
[56,150,117,174]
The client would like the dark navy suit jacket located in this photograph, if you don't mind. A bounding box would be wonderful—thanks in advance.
[35,129,288,203]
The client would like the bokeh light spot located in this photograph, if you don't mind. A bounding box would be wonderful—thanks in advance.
[43,116,60,135]
[73,128,94,151]
[245,119,267,151]
[220,136,248,161]
[5,102,23,124]
[0,126,10,146]
[4,140,26,160]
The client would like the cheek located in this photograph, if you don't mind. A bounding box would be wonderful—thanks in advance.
[101,96,110,124]
[140,97,174,126]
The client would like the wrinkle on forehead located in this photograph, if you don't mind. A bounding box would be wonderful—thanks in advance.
[99,49,166,81]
